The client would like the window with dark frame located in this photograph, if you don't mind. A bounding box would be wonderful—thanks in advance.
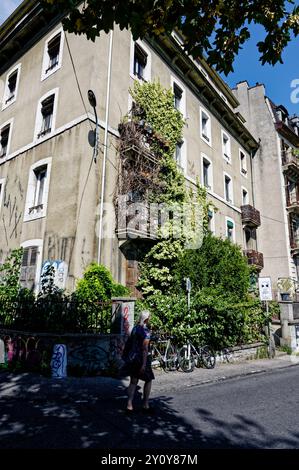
[173,82,183,111]
[203,159,211,189]
[38,95,54,138]
[0,125,10,158]
[240,150,247,174]
[201,111,210,142]
[46,33,61,74]
[225,175,231,202]
[222,133,230,160]
[5,71,18,104]
[133,44,147,80]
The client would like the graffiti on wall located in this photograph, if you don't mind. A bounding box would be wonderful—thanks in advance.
[44,233,75,267]
[1,176,24,242]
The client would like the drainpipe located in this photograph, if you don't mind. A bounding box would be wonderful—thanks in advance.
[97,30,114,265]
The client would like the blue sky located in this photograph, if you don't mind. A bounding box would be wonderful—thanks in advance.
[223,23,299,115]
[1,0,299,115]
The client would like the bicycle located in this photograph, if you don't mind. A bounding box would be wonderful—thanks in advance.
[150,334,178,371]
[178,337,216,372]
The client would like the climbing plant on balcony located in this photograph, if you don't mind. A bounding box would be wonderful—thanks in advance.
[116,80,212,295]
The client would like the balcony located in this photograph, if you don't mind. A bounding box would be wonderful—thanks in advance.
[244,250,264,270]
[290,237,299,254]
[241,205,261,228]
[286,195,299,214]
[282,149,299,179]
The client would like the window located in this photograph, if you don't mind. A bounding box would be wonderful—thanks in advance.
[226,218,235,242]
[39,95,54,138]
[224,174,233,204]
[242,188,249,206]
[41,29,64,80]
[34,89,58,141]
[201,154,213,191]
[24,158,52,221]
[134,44,147,80]
[200,107,211,144]
[20,239,43,292]
[240,150,247,176]
[171,77,186,117]
[208,209,215,234]
[2,64,21,109]
[222,131,231,161]
[0,124,10,158]
[131,39,151,82]
[174,139,187,173]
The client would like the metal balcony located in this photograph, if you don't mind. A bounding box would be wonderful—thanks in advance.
[282,149,299,179]
[244,250,264,270]
[241,205,261,228]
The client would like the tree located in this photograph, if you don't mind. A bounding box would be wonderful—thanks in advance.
[43,0,299,74]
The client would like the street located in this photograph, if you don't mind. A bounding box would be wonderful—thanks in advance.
[1,360,299,450]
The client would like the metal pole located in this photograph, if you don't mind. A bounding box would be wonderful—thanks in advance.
[97,30,113,265]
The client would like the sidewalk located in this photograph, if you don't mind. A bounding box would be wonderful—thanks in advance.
[1,351,297,399]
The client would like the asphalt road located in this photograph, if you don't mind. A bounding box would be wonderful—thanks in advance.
[1,364,299,452]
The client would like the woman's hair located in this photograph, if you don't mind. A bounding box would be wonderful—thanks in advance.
[138,310,151,326]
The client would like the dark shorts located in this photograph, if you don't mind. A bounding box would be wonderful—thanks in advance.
[129,355,155,382]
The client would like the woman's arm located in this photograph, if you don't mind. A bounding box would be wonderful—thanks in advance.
[140,338,150,371]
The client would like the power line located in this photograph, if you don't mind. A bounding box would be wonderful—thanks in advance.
[65,33,93,131]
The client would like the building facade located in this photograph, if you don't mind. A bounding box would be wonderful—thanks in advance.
[233,81,299,296]
[0,0,260,294]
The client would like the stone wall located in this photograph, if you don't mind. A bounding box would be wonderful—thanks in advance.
[0,329,126,376]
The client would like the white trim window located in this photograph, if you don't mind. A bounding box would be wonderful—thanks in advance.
[24,158,52,222]
[226,217,235,242]
[0,178,5,213]
[0,119,13,159]
[34,89,58,141]
[171,76,186,117]
[224,173,233,204]
[200,107,212,145]
[41,28,64,81]
[174,139,187,174]
[201,154,213,191]
[130,39,151,82]
[222,130,231,162]
[2,63,21,110]
[20,239,43,292]
[240,149,248,176]
[242,187,249,206]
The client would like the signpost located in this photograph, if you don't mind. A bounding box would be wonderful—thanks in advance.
[258,277,275,357]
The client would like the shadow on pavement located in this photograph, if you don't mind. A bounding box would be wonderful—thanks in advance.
[1,372,299,449]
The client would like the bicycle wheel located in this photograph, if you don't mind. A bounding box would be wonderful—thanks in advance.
[178,346,195,373]
[201,346,216,369]
[165,343,178,371]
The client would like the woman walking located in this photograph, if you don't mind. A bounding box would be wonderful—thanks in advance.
[125,310,155,413]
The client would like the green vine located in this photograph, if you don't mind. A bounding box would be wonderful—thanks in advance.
[125,80,213,295]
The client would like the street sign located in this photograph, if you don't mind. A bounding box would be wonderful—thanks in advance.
[258,277,273,301]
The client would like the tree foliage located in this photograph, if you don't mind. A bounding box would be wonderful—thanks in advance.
[43,0,299,74]
[174,232,250,301]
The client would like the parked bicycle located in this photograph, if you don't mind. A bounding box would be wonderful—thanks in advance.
[178,336,216,372]
[150,333,178,372]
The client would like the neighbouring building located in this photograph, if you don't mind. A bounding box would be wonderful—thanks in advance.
[0,0,260,294]
[233,81,299,297]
